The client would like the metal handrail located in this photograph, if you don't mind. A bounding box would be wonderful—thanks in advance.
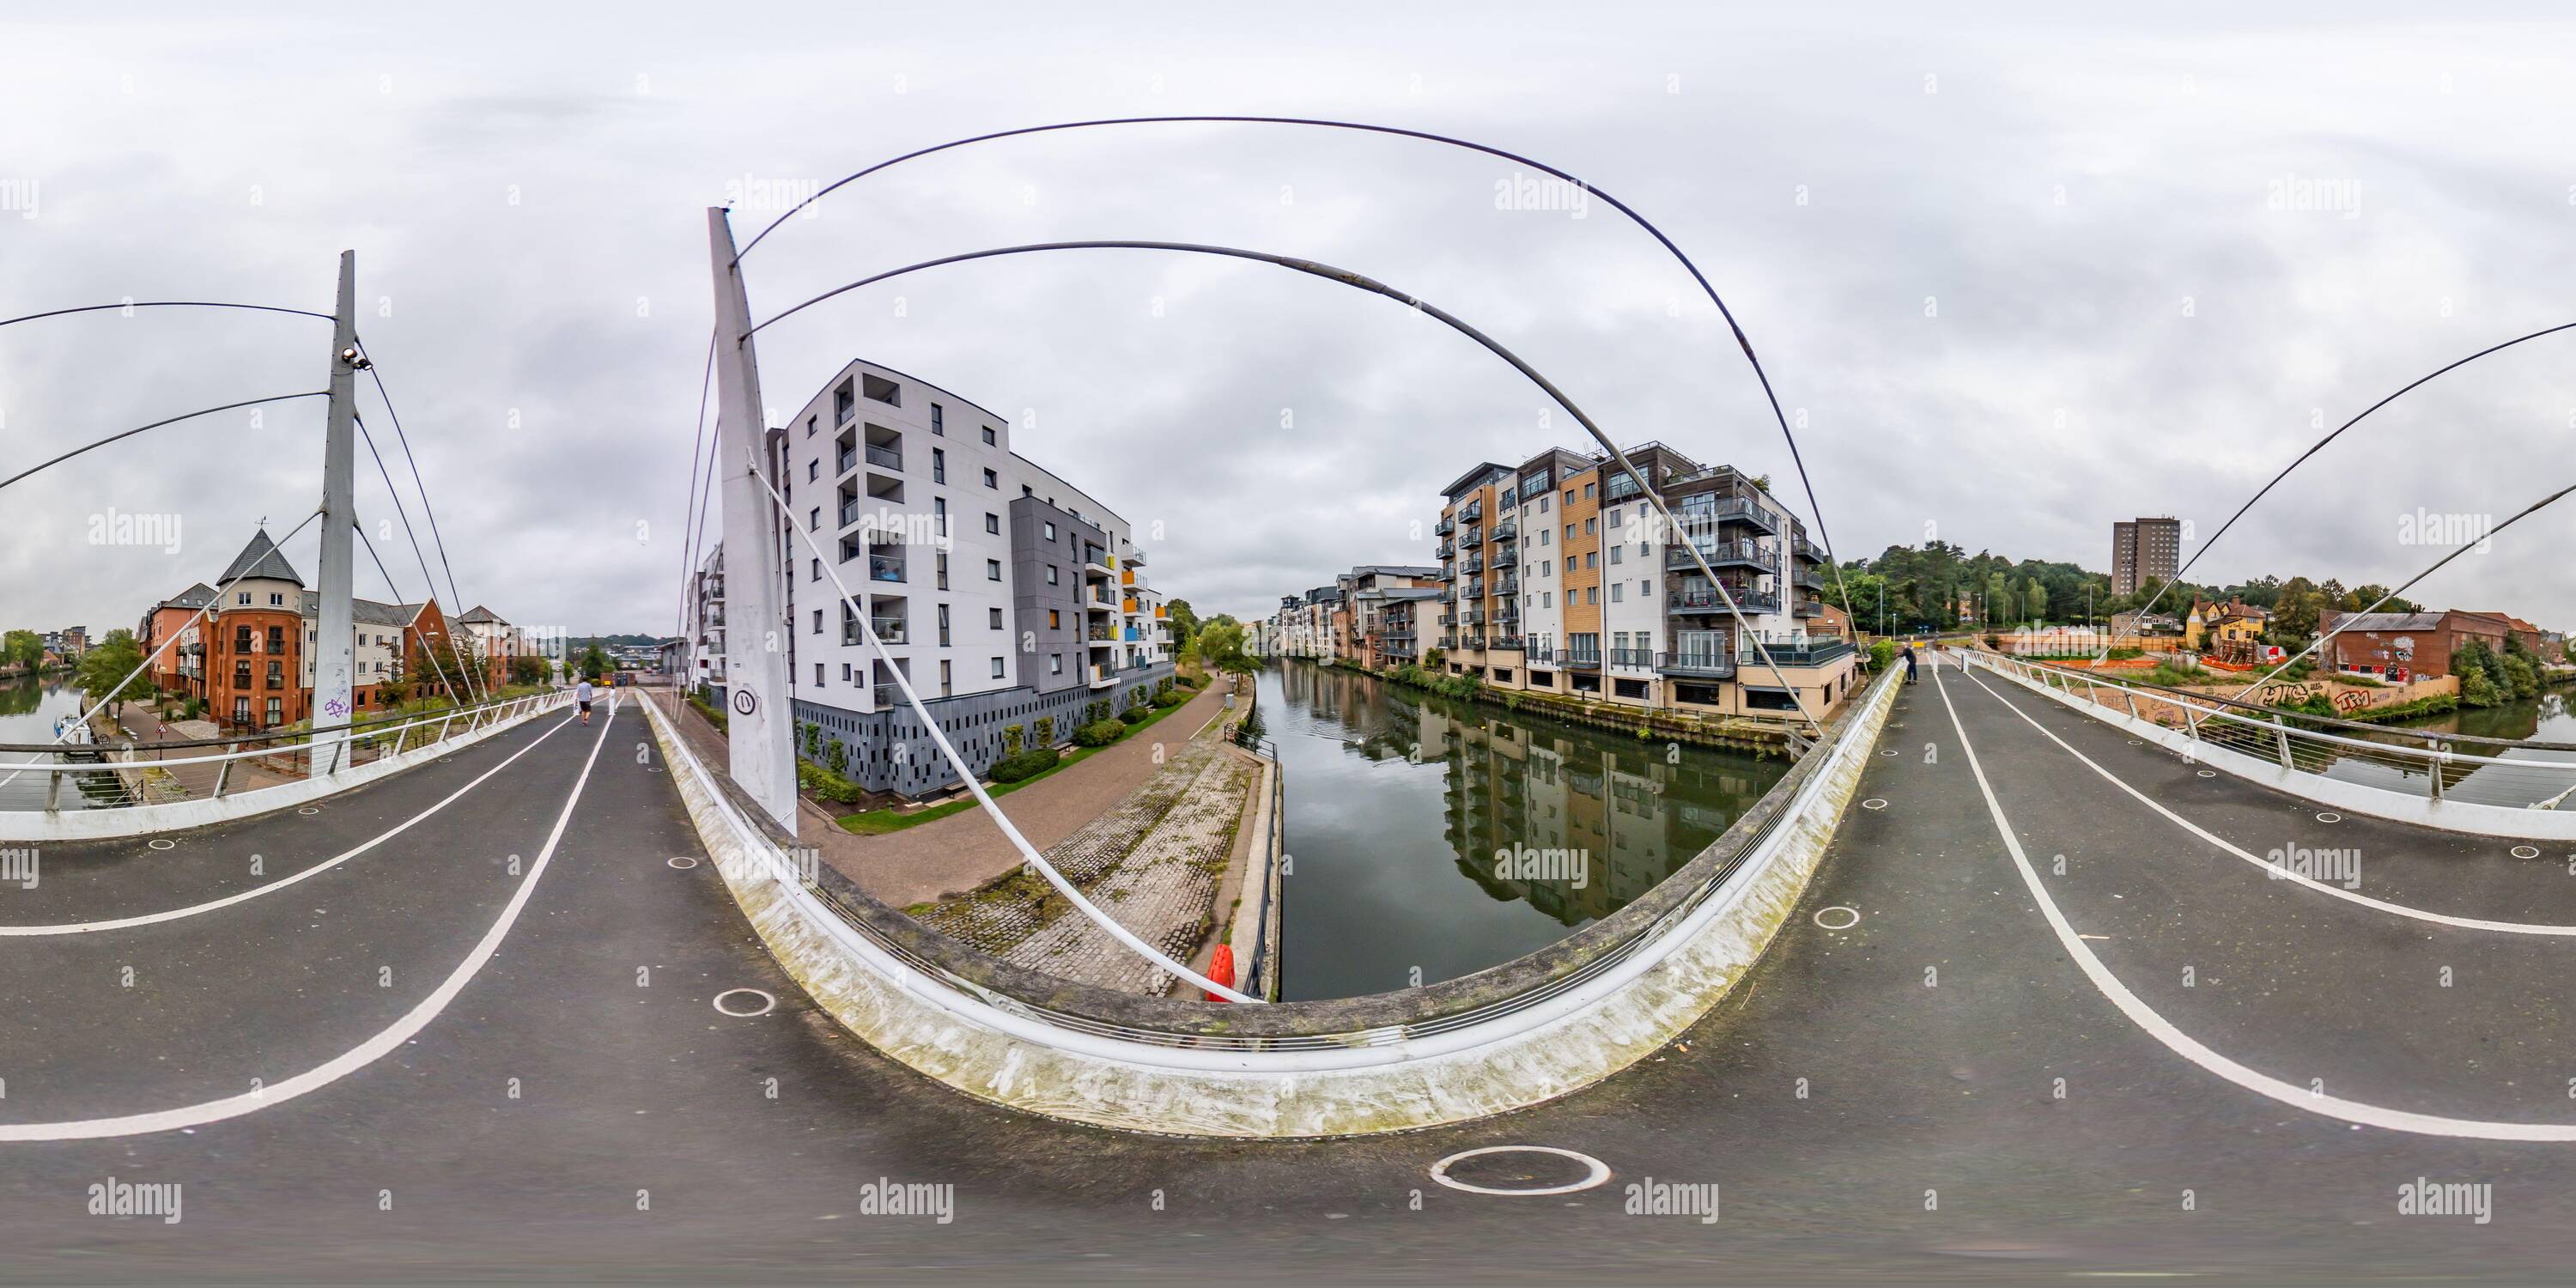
[3,690,569,811]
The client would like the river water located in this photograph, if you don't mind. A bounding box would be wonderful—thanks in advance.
[1260,659,1787,1002]
[0,675,118,811]
[2343,687,2576,808]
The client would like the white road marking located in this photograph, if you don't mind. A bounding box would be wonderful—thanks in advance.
[0,712,580,937]
[712,987,776,1017]
[1959,670,2576,937]
[0,698,617,1141]
[1932,666,2576,1140]
[1428,1145,1613,1195]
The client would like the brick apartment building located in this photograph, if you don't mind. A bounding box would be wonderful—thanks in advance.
[2321,609,2541,680]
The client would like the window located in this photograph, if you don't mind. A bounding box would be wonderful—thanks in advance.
[1543,592,1552,608]
[1610,584,1624,603]
[932,447,946,483]
[990,656,1005,678]
[982,467,998,489]
[933,497,947,535]
[988,607,1004,629]
[1048,610,1061,629]
[985,513,1000,535]
[1564,524,1576,541]
[811,558,822,582]
[1584,517,1596,536]
[1609,545,1623,565]
[936,553,950,589]
[1586,586,1599,605]
[1045,565,1059,586]
[809,507,820,531]
[1539,495,1550,513]
[815,663,824,686]
[808,460,818,482]
[938,604,952,646]
[1608,507,1620,527]
[939,659,952,695]
[987,559,1003,581]
[1540,529,1551,547]
[1640,579,1652,597]
[981,426,997,446]
[931,404,944,435]
[267,660,283,689]
[265,697,282,726]
[269,592,284,607]
[1583,483,1595,499]
[1564,489,1575,506]
[1044,521,1056,542]
[812,610,823,635]
[1049,654,1063,675]
[806,415,817,438]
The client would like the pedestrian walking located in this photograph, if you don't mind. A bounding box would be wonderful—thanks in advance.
[1901,642,1918,684]
[576,675,596,725]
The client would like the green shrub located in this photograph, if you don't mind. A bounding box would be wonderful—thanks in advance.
[1033,715,1056,746]
[1003,723,1025,755]
[797,760,864,804]
[1154,687,1187,708]
[2461,667,2499,708]
[1868,639,1896,671]
[988,747,1060,784]
[1119,705,1151,725]
[1073,720,1125,747]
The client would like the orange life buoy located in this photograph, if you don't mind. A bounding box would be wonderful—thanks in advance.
[1205,944,1237,1002]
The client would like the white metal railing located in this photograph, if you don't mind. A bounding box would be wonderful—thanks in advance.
[0,690,570,816]
[1965,651,2576,814]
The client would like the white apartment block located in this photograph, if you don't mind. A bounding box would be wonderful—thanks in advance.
[772,360,1176,799]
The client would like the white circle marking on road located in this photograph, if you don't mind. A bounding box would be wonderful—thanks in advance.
[2512,845,2542,860]
[147,839,175,851]
[713,987,776,1018]
[2317,811,2342,823]
[1428,1145,1612,1196]
[1814,906,1861,931]
[1861,798,1888,811]
[667,855,701,870]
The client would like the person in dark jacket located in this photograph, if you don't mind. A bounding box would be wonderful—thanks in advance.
[1901,642,1918,683]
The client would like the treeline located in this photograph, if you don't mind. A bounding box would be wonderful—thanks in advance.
[1833,542,2420,637]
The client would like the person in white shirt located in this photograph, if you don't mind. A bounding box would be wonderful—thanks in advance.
[576,677,596,725]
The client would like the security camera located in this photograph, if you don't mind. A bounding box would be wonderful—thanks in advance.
[339,346,374,370]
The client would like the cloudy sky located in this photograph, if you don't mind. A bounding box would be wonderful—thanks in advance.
[5,2,2573,643]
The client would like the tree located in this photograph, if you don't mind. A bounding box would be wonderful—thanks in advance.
[1165,598,1200,653]
[2,629,42,671]
[74,629,145,710]
[507,653,549,687]
[1197,619,1248,670]
[579,643,611,682]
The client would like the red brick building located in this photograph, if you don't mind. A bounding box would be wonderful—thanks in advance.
[2322,609,2535,680]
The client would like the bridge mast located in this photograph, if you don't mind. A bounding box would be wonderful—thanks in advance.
[706,209,799,832]
[311,250,360,777]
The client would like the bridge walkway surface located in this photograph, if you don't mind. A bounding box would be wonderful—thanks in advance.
[9,679,2576,1280]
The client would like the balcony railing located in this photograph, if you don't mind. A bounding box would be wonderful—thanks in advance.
[1463,609,1485,625]
[1742,635,1854,666]
[1607,647,1653,668]
[1656,650,1736,677]
[1491,519,1516,543]
[1668,587,1780,615]
[872,683,897,708]
[1489,635,1525,651]
[1794,535,1827,563]
[835,447,857,475]
[1460,500,1483,523]
[1434,515,1455,535]
[1667,539,1776,573]
[1563,651,1602,670]
[1794,599,1824,618]
[1603,472,1645,502]
[1490,546,1518,568]
[1462,554,1484,574]
[867,556,907,584]
[1436,542,1455,559]
[868,619,906,645]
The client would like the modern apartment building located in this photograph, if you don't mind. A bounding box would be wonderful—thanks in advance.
[1339,566,1444,668]
[2111,516,2182,598]
[1432,443,1857,720]
[770,359,1175,799]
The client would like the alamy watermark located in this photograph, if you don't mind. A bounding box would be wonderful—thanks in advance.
[1494,171,1589,219]
[0,177,35,219]
[1494,843,1589,889]
[2397,507,2493,553]
[2266,841,2360,890]
[88,507,184,555]
[856,1178,953,1224]
[716,843,820,888]
[722,173,823,217]
[0,846,34,890]
[1625,1177,1718,1224]
[2268,172,2360,218]
[2397,1176,2491,1224]
[88,1176,182,1224]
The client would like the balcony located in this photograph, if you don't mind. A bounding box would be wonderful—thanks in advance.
[1743,635,1854,666]
[1667,539,1776,573]
[1460,635,1487,652]
[1461,526,1482,548]
[1089,665,1117,689]
[859,442,901,472]
[1608,647,1653,669]
[1603,472,1645,502]
[872,683,899,708]
[867,556,907,585]
[1494,575,1519,598]
[1794,535,1826,563]
[1793,564,1826,591]
[1434,515,1455,536]
[869,618,906,645]
[1436,542,1455,559]
[1462,554,1484,575]
[1794,599,1824,618]
[1668,586,1780,615]
[1563,650,1602,671]
[1490,545,1518,569]
[1127,548,1147,567]
[1489,635,1525,652]
[1656,650,1736,677]
[1463,608,1485,625]
[1699,495,1778,534]
[1460,500,1483,523]
[1491,519,1516,543]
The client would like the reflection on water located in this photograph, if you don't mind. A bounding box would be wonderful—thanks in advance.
[0,676,123,811]
[2328,689,2576,808]
[1263,659,1786,1001]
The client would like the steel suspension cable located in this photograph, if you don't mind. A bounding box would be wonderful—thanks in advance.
[352,339,485,668]
[355,415,489,703]
[0,392,328,493]
[744,237,1825,735]
[729,114,1853,620]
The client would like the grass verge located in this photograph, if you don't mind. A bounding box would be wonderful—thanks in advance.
[834,687,1208,835]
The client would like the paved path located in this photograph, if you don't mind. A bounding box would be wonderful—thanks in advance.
[21,660,2576,1279]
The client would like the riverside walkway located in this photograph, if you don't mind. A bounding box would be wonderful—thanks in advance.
[17,665,2576,1279]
